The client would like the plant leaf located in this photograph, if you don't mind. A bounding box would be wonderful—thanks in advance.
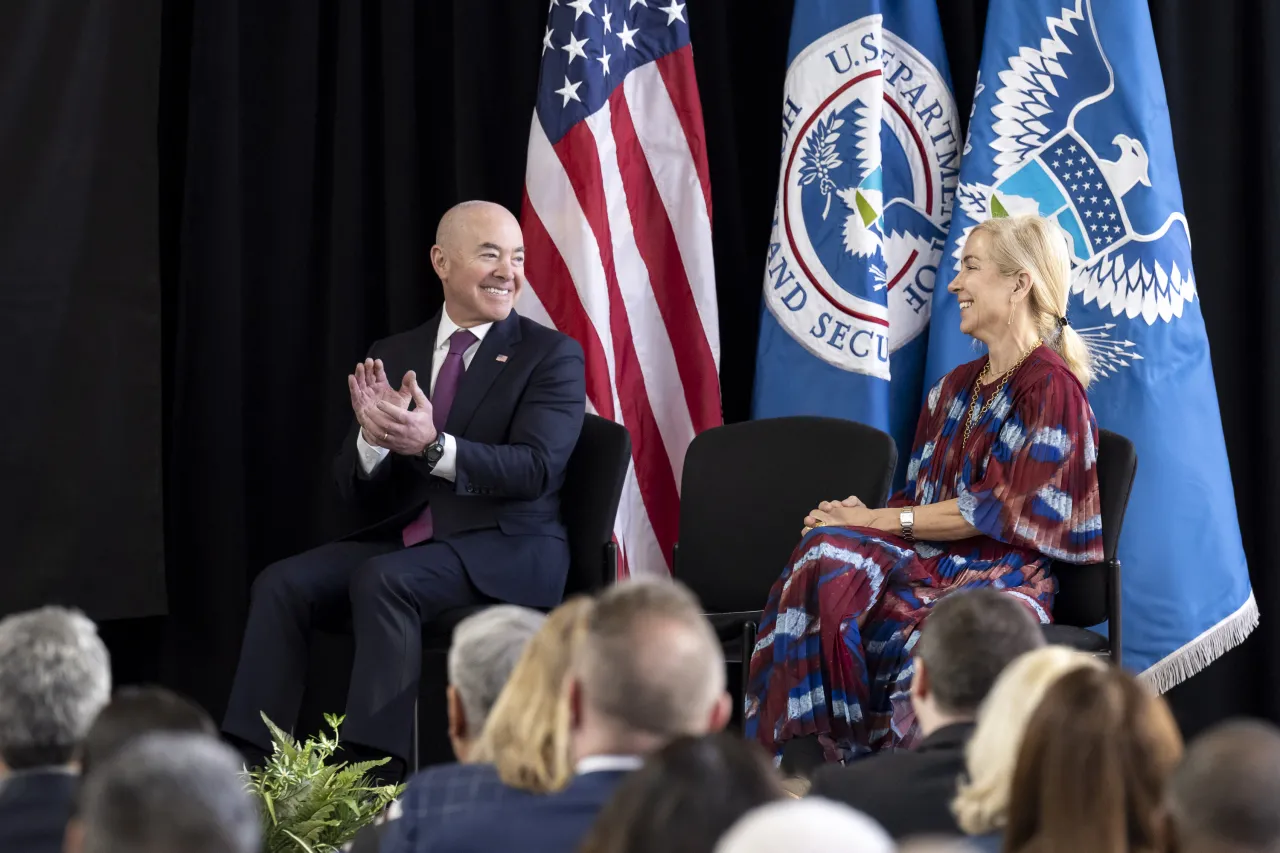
[282,829,317,853]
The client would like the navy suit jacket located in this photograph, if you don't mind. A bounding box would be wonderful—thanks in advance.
[378,763,532,853]
[333,310,586,608]
[0,768,77,853]
[422,770,629,853]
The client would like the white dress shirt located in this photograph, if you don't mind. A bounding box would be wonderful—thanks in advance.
[575,755,645,776]
[355,310,493,481]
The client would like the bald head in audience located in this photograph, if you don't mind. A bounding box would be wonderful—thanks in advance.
[1168,719,1280,853]
[569,579,731,760]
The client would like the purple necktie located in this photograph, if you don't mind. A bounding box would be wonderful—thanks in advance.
[402,328,478,547]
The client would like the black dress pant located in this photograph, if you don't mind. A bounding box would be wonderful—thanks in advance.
[221,538,490,761]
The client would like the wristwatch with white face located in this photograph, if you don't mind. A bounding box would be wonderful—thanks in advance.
[899,507,915,541]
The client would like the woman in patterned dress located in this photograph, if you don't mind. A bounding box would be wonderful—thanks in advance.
[745,215,1104,765]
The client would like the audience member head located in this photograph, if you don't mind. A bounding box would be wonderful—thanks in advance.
[0,606,110,772]
[469,597,593,792]
[78,686,216,778]
[579,734,785,853]
[714,799,894,853]
[1003,665,1182,853]
[1167,719,1280,853]
[72,733,259,853]
[430,200,524,325]
[445,605,546,762]
[953,646,1104,835]
[570,579,731,761]
[911,590,1044,735]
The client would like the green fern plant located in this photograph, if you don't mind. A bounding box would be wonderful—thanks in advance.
[243,712,404,853]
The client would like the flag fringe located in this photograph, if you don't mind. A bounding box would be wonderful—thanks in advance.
[1138,591,1259,694]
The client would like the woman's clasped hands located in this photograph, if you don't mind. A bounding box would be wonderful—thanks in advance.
[802,495,872,535]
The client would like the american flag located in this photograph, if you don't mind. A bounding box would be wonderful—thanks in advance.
[519,0,721,578]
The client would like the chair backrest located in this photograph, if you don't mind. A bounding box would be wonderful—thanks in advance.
[560,413,631,595]
[1052,428,1138,627]
[674,417,898,614]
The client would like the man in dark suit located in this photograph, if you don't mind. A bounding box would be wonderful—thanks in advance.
[221,201,586,783]
[810,589,1045,840]
[409,580,733,853]
[0,607,111,853]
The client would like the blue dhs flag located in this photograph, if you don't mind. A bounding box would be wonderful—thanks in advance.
[925,0,1256,687]
[752,0,958,470]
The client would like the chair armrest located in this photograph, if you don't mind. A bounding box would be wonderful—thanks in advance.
[705,610,764,636]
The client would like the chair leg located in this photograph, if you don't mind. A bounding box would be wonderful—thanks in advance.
[1108,557,1123,667]
[603,541,619,588]
[411,697,420,775]
[739,622,757,736]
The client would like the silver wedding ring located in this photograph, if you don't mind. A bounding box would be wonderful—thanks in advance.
[383,433,389,441]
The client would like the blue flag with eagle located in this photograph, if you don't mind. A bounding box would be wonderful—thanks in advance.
[752,0,959,472]
[924,0,1256,688]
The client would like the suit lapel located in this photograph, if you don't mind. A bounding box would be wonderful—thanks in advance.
[445,311,522,436]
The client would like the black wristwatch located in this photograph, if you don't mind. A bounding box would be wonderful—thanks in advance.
[422,436,446,469]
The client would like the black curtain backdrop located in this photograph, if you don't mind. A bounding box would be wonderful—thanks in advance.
[73,0,1276,733]
[0,2,164,621]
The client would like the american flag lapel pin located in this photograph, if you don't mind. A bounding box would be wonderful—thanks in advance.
[495,354,508,363]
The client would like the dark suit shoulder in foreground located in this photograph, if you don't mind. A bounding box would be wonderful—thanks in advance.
[810,722,973,840]
[378,762,533,853]
[0,769,77,853]
[420,770,629,853]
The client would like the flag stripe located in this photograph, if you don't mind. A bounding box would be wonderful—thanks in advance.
[654,47,713,227]
[607,86,722,433]
[519,191,616,421]
[551,119,681,564]
[617,463,666,580]
[626,61,721,366]
[525,118,626,423]
[586,104,698,483]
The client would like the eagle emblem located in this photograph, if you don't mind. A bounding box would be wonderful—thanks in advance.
[953,0,1199,375]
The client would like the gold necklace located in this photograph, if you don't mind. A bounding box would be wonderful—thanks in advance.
[962,341,1041,447]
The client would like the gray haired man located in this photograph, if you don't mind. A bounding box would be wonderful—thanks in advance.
[0,606,111,853]
[68,732,260,853]
[446,605,547,762]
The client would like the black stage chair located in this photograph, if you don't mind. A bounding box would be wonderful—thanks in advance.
[1040,428,1136,664]
[671,417,898,728]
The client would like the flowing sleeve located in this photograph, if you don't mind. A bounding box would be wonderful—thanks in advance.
[957,368,1103,564]
[891,373,949,507]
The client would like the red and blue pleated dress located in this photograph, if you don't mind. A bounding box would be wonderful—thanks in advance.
[745,345,1104,763]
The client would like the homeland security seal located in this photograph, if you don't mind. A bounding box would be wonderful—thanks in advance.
[765,16,958,380]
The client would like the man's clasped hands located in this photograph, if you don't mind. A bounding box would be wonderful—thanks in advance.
[347,358,437,457]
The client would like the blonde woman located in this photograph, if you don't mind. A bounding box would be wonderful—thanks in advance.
[747,214,1103,765]
[952,646,1105,850]
[380,597,593,853]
